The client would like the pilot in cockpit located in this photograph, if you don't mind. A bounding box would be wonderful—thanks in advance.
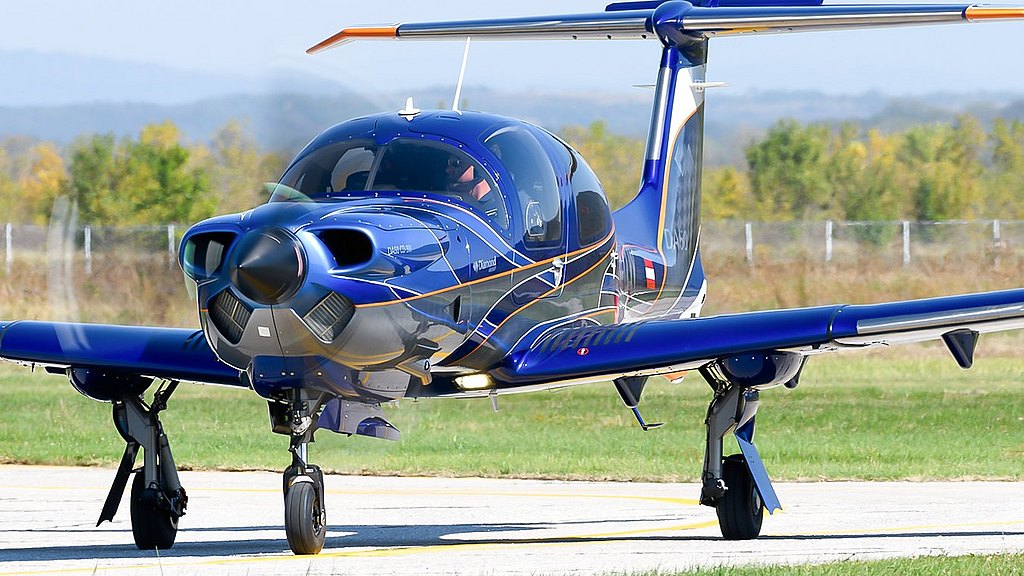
[445,154,500,220]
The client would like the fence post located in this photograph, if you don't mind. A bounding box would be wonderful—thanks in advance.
[745,222,753,265]
[993,219,1002,271]
[825,220,833,263]
[902,221,911,267]
[84,226,93,276]
[4,223,11,275]
[167,225,176,268]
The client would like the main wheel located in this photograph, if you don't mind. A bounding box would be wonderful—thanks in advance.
[715,454,763,540]
[285,481,326,555]
[130,471,178,550]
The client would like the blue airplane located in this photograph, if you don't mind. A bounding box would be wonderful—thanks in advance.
[2,0,1024,556]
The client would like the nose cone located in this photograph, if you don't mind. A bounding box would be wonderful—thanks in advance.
[228,228,306,305]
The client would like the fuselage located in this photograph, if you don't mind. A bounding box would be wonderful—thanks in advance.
[181,110,623,402]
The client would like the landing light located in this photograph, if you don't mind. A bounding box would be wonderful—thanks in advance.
[455,374,493,391]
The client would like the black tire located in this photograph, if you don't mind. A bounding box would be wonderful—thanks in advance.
[285,481,326,555]
[130,471,178,550]
[715,454,763,540]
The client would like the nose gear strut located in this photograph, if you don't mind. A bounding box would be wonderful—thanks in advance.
[279,391,329,555]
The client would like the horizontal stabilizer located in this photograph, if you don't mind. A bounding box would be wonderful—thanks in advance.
[607,0,824,10]
[308,3,1024,53]
[307,12,653,53]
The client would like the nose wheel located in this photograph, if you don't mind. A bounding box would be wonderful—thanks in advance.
[280,394,328,555]
[284,475,326,554]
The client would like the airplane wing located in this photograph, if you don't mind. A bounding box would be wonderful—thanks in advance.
[307,3,1024,52]
[0,321,243,387]
[493,288,1024,386]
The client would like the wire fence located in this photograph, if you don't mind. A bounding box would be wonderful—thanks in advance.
[702,220,1015,269]
[0,220,1019,277]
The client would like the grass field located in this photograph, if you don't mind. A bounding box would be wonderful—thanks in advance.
[2,351,1023,481]
[2,252,1023,479]
[635,553,1024,575]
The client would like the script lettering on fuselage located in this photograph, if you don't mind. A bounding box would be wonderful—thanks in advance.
[472,257,497,273]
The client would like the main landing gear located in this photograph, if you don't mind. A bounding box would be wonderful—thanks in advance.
[698,355,794,540]
[98,381,187,550]
[698,381,766,539]
[271,392,328,555]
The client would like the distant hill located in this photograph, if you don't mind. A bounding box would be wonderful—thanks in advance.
[0,51,349,107]
[5,89,1024,167]
[3,49,1024,167]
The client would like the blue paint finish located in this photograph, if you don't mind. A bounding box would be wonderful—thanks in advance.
[829,288,1024,339]
[248,355,359,399]
[499,286,1024,387]
[500,305,841,384]
[606,0,823,10]
[735,418,782,514]
[355,417,400,440]
[396,11,656,38]
[317,398,346,432]
[606,1,669,10]
[0,321,242,387]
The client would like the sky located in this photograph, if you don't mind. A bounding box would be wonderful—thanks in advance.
[3,0,1024,102]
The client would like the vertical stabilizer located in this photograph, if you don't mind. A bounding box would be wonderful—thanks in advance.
[614,7,707,320]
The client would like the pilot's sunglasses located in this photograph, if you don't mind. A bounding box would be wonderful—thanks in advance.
[447,157,464,169]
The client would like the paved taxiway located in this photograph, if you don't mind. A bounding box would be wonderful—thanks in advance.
[2,465,1023,575]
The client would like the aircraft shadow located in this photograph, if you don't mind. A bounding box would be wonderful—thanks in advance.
[2,522,1022,563]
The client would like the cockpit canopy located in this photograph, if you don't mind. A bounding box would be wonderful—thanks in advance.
[275,136,510,229]
[273,111,612,251]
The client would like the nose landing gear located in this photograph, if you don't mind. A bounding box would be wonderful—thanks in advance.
[274,393,329,555]
[283,440,327,554]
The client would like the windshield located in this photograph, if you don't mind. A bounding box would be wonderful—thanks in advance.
[273,138,508,230]
[483,126,561,248]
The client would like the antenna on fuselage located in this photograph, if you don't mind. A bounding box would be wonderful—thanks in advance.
[452,36,471,112]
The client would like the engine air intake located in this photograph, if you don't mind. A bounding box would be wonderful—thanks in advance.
[209,290,252,345]
[318,229,374,269]
[303,292,355,342]
[182,232,236,280]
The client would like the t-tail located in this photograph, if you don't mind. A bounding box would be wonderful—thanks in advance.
[613,22,709,321]
[309,0,1024,320]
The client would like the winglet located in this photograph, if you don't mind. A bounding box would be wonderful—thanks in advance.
[307,26,399,54]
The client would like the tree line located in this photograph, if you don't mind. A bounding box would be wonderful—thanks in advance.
[1,115,1023,226]
[0,121,285,226]
[564,116,1024,222]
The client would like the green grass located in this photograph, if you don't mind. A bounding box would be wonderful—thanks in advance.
[623,554,1024,575]
[2,351,1023,481]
